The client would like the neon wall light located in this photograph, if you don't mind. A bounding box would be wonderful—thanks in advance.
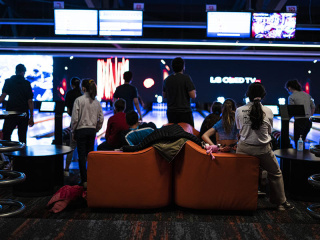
[97,57,129,100]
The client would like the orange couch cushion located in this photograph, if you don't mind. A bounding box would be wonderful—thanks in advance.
[87,147,172,208]
[174,141,259,210]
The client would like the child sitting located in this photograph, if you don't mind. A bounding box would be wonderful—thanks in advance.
[97,98,129,150]
[122,111,156,146]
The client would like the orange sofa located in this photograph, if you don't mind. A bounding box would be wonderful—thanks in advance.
[87,124,260,210]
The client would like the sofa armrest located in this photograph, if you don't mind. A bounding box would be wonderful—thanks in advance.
[87,147,172,208]
[174,141,260,210]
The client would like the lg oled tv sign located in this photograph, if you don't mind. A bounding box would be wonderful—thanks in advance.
[210,76,261,84]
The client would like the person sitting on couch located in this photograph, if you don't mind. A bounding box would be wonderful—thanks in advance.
[202,98,238,152]
[97,98,129,150]
[122,111,156,146]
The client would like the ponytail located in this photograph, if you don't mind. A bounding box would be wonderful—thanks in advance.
[249,99,264,130]
[222,99,236,134]
[81,79,97,100]
[246,82,266,130]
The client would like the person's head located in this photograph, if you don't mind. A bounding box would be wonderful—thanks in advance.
[70,77,81,89]
[15,64,26,75]
[81,78,97,100]
[114,98,126,113]
[126,111,139,127]
[246,82,266,102]
[246,82,266,130]
[221,98,236,133]
[171,57,185,73]
[285,79,302,93]
[211,101,222,115]
[123,71,133,83]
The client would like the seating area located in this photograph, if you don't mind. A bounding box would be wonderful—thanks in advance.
[87,123,260,211]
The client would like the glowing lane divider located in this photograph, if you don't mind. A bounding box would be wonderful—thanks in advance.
[1,38,320,48]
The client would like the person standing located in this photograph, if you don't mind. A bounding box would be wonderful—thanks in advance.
[162,57,196,127]
[71,79,104,188]
[235,82,293,210]
[285,79,315,149]
[0,64,34,144]
[64,77,82,176]
[113,71,143,121]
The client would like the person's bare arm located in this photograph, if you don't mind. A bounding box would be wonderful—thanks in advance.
[0,93,7,103]
[201,128,216,146]
[28,99,34,127]
[133,98,143,121]
[189,90,196,99]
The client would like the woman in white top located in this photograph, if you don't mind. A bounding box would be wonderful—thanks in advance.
[71,79,104,187]
[235,82,293,211]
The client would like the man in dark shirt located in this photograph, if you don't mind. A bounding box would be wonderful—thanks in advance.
[64,77,83,175]
[0,64,34,144]
[113,71,143,121]
[162,57,196,127]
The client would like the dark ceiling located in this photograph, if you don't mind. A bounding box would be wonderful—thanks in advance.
[0,0,319,60]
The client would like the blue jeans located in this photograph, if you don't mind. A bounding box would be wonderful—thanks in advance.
[75,128,96,183]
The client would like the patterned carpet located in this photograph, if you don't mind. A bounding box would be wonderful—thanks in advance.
[1,170,320,240]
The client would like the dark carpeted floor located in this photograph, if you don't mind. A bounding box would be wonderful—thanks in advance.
[1,170,320,240]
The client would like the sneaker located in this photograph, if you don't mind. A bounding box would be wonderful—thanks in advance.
[277,201,294,211]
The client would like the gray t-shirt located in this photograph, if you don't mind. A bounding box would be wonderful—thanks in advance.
[235,102,273,145]
[288,91,315,118]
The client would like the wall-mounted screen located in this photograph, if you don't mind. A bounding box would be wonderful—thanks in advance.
[265,105,280,116]
[207,12,252,38]
[99,10,143,36]
[0,55,54,101]
[252,12,296,39]
[54,9,98,35]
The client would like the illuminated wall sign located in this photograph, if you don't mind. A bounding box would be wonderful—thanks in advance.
[210,76,260,84]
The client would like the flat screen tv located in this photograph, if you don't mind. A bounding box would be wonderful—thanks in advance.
[252,12,297,39]
[207,12,252,38]
[54,9,98,35]
[99,10,143,36]
[0,55,54,101]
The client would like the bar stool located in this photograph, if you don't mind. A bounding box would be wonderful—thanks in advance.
[0,140,26,217]
[0,170,26,217]
[307,174,320,219]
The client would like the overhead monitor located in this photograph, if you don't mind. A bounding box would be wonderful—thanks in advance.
[99,10,143,36]
[251,12,297,39]
[207,12,252,38]
[54,9,98,35]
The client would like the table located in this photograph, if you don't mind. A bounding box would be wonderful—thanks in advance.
[274,148,320,201]
[5,145,73,197]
